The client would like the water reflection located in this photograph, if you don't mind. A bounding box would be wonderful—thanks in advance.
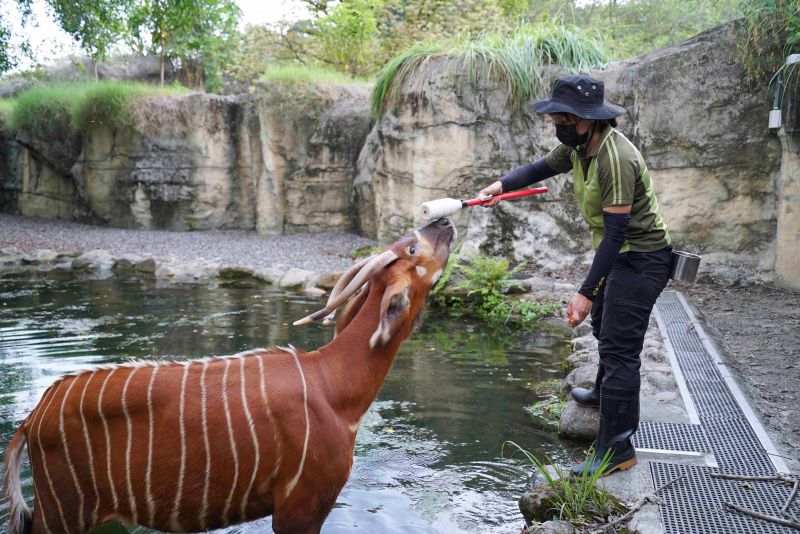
[0,272,574,533]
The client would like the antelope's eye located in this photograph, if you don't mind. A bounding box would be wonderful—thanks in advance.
[408,245,416,255]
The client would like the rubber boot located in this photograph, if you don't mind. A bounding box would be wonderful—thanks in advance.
[570,363,604,408]
[571,386,639,477]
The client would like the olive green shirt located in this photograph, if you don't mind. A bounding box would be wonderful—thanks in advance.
[545,125,671,252]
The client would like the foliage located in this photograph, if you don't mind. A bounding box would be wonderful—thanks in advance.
[73,81,187,131]
[738,0,800,81]
[49,0,133,75]
[0,98,13,127]
[525,396,564,432]
[455,254,526,322]
[127,0,241,91]
[502,441,626,524]
[261,65,368,86]
[573,0,740,61]
[431,253,558,327]
[370,24,608,116]
[315,0,384,76]
[10,83,80,138]
[8,81,186,135]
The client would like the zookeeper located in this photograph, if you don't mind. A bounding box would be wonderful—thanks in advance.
[478,75,673,477]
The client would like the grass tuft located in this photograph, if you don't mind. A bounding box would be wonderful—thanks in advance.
[261,65,369,86]
[0,99,14,128]
[371,24,609,117]
[502,441,626,524]
[9,81,189,136]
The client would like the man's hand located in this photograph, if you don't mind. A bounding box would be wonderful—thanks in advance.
[567,293,592,328]
[477,181,503,207]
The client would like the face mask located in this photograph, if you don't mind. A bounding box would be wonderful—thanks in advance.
[556,122,591,148]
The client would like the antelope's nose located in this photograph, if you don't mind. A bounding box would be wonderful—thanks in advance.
[438,217,453,228]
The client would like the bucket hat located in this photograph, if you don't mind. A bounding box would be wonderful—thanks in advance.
[533,75,624,120]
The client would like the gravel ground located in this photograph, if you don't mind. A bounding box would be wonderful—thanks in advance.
[0,214,377,273]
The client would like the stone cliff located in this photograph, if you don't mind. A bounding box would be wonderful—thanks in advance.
[1,21,796,286]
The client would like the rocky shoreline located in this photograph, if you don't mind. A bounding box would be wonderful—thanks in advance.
[518,316,685,534]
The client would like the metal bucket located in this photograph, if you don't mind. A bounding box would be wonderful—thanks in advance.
[669,250,701,283]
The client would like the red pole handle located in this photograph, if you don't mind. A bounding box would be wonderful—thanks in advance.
[463,186,548,207]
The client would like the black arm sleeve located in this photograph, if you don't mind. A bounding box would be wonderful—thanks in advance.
[578,211,631,300]
[499,158,559,193]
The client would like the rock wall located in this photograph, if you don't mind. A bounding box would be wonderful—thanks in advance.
[0,83,371,233]
[1,21,796,282]
[356,21,782,270]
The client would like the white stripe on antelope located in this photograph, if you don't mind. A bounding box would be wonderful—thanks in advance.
[1,217,455,534]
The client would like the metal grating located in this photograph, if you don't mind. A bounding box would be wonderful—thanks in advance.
[649,292,799,533]
[651,462,800,534]
[655,292,778,476]
[633,421,710,453]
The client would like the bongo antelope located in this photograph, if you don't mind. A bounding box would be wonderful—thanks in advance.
[2,217,455,534]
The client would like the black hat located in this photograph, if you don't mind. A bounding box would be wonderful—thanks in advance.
[533,75,624,120]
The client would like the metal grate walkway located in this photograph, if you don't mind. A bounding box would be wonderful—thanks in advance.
[646,291,798,533]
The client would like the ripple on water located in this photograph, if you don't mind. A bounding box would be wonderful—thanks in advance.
[0,273,574,533]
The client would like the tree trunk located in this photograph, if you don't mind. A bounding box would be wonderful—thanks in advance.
[160,53,165,86]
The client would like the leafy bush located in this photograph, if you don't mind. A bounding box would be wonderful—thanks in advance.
[371,23,609,116]
[0,99,14,128]
[74,81,186,131]
[431,253,559,326]
[10,84,83,138]
[261,65,368,86]
[739,0,800,81]
[9,81,188,136]
[502,441,626,524]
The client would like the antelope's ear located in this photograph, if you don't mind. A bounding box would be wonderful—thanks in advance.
[369,281,411,349]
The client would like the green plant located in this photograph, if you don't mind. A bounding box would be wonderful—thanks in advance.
[261,65,369,86]
[524,396,565,431]
[739,0,800,81]
[454,254,525,323]
[502,441,626,524]
[10,83,83,138]
[9,81,188,136]
[509,298,560,326]
[0,99,14,128]
[370,23,609,116]
[72,80,186,131]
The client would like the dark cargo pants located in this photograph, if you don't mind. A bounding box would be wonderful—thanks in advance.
[590,246,672,390]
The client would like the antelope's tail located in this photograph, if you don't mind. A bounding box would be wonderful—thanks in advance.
[2,425,32,534]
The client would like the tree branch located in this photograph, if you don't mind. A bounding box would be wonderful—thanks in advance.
[725,502,800,530]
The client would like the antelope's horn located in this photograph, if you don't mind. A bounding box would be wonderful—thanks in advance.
[293,250,398,325]
[319,254,376,325]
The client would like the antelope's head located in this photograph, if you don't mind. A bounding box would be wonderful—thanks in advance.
[293,217,456,347]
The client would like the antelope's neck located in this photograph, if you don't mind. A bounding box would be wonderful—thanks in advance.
[318,287,410,423]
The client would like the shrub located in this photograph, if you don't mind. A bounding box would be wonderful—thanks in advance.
[9,81,189,136]
[502,441,626,524]
[431,253,559,326]
[371,23,609,116]
[0,99,14,128]
[10,84,83,138]
[261,65,369,86]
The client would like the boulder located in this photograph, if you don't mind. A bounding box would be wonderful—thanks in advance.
[525,521,576,534]
[32,249,59,263]
[278,268,317,290]
[316,271,344,290]
[559,400,600,441]
[218,266,256,280]
[253,266,285,285]
[115,254,146,271]
[135,258,157,273]
[72,249,115,272]
[560,365,598,399]
[519,484,563,525]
